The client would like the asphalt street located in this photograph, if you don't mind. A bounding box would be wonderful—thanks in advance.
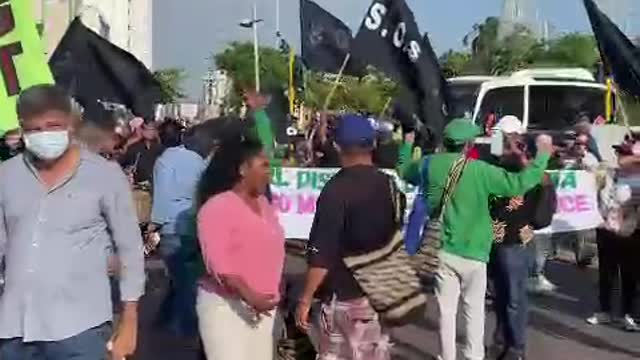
[134,254,640,360]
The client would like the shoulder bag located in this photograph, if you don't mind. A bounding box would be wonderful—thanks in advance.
[342,176,427,325]
[412,156,468,289]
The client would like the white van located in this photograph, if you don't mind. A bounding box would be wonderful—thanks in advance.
[448,68,614,133]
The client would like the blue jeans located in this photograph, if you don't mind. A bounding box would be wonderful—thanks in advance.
[491,244,529,354]
[528,233,551,278]
[157,234,198,337]
[0,323,111,360]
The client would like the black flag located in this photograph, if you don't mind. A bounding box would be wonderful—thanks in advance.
[300,0,363,75]
[353,0,447,138]
[49,18,161,121]
[584,0,640,97]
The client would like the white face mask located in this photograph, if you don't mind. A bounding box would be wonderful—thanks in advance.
[23,130,70,160]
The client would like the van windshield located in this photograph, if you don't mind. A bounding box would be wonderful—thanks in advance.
[448,82,482,118]
[528,85,608,131]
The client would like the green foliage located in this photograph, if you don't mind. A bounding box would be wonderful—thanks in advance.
[439,50,472,78]
[152,68,187,104]
[445,17,601,77]
[213,41,398,113]
[214,42,289,109]
[304,71,398,114]
[532,33,600,71]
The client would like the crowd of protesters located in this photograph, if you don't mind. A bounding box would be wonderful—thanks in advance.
[0,84,639,360]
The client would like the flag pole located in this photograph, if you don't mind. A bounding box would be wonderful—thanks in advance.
[322,53,351,111]
[253,3,261,93]
[288,47,296,114]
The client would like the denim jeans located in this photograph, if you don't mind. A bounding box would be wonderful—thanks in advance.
[0,323,111,360]
[528,233,552,278]
[491,244,529,354]
[157,234,198,337]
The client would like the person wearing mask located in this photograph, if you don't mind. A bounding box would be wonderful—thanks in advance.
[397,118,553,360]
[195,136,284,360]
[149,123,217,337]
[0,85,144,359]
[488,117,557,360]
[295,115,395,360]
[0,128,23,162]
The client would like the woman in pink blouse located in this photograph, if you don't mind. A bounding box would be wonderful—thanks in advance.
[195,137,285,360]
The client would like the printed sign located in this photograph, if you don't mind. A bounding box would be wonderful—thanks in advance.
[273,168,601,239]
[538,170,602,234]
[271,167,414,239]
[0,1,54,132]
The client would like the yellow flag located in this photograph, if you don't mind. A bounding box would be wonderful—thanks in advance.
[0,0,54,133]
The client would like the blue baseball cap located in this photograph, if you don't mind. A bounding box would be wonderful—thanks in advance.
[335,114,376,148]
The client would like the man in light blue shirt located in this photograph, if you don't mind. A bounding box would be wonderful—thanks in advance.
[0,85,144,359]
[149,123,216,336]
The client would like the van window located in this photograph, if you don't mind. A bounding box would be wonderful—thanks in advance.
[477,87,524,132]
[448,82,482,118]
[528,86,607,131]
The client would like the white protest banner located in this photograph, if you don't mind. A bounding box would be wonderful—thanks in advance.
[272,168,601,239]
[539,170,602,234]
[270,167,414,239]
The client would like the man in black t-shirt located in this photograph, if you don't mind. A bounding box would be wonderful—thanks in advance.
[295,114,394,360]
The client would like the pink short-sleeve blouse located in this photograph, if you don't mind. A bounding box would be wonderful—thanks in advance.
[197,191,285,297]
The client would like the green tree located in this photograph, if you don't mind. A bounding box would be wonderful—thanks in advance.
[214,41,289,109]
[439,50,472,78]
[153,68,187,104]
[532,33,600,71]
[213,41,398,113]
[304,71,398,114]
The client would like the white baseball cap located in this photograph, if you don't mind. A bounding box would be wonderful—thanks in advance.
[495,115,525,135]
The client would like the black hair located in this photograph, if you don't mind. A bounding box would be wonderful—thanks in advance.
[17,85,72,121]
[196,136,264,208]
[158,119,183,147]
[184,122,219,158]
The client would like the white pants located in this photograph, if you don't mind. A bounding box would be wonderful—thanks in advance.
[435,252,487,360]
[197,288,277,360]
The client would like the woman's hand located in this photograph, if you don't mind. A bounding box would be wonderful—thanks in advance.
[245,291,279,314]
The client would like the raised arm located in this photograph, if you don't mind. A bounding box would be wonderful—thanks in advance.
[396,132,423,186]
[479,135,553,198]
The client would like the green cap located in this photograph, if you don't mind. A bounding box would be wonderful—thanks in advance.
[443,118,482,145]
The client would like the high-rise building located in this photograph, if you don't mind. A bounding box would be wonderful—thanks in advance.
[499,0,539,40]
[33,0,153,69]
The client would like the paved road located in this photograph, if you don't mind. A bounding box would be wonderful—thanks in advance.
[134,255,640,360]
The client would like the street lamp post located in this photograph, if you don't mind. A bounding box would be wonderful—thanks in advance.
[240,4,263,93]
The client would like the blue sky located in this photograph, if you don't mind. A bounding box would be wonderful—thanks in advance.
[154,0,638,99]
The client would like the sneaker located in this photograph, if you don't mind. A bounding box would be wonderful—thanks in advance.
[586,312,612,325]
[623,314,639,332]
[528,276,557,293]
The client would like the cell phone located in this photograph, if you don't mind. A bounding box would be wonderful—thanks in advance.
[490,129,504,156]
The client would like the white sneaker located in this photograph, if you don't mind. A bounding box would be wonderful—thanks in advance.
[528,276,557,293]
[623,314,639,331]
[586,312,612,325]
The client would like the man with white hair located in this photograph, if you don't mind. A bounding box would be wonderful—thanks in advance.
[488,116,557,360]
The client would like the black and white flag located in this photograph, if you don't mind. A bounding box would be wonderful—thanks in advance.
[353,0,448,138]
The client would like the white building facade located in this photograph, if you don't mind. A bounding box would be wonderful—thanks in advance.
[34,0,153,69]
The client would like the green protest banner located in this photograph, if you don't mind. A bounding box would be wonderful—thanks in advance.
[0,0,54,133]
